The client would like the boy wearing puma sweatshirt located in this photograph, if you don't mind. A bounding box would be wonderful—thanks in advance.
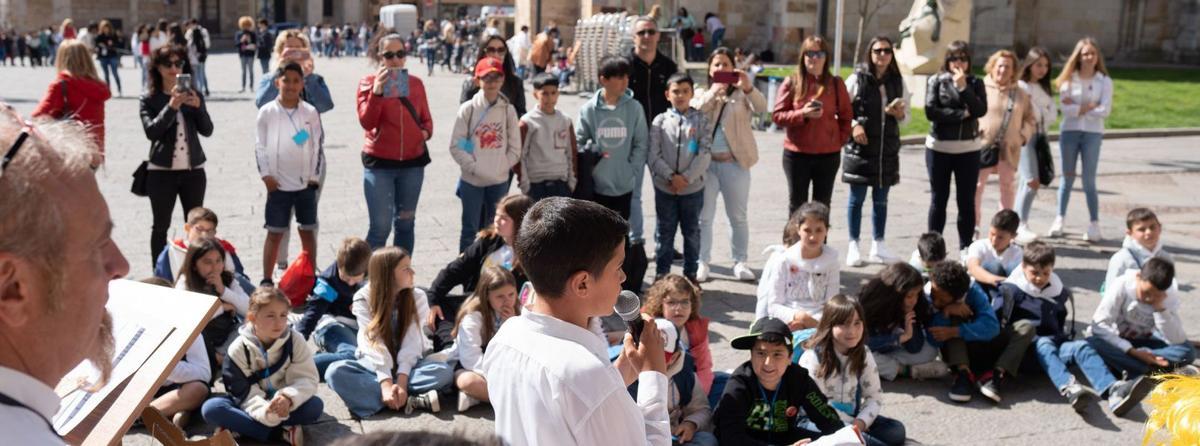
[575,55,649,219]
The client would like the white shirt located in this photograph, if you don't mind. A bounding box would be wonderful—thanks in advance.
[756,244,842,322]
[965,239,1023,278]
[0,366,63,445]
[351,286,431,382]
[1059,72,1113,134]
[482,310,671,446]
[164,336,212,385]
[255,100,324,192]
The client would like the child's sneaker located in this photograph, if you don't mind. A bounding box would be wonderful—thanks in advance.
[949,370,974,403]
[1061,381,1098,413]
[1085,221,1103,242]
[868,240,897,263]
[696,261,710,282]
[1108,375,1154,417]
[733,262,756,281]
[1047,216,1065,237]
[405,389,441,414]
[977,369,1004,403]
[458,391,480,412]
[1174,364,1200,376]
[845,240,864,267]
[908,360,950,380]
[283,425,304,446]
[1015,224,1038,244]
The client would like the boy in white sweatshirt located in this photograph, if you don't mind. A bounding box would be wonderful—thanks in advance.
[449,56,521,252]
[255,62,324,285]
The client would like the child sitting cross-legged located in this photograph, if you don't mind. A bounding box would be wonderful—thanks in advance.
[629,319,717,446]
[642,274,718,406]
[201,287,323,444]
[925,262,1001,404]
[860,263,948,381]
[176,236,251,374]
[800,294,907,446]
[449,266,522,412]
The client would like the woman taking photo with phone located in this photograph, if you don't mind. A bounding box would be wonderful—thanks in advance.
[841,35,909,267]
[772,35,852,214]
[924,40,987,253]
[140,44,213,267]
[1050,37,1112,242]
[357,33,433,252]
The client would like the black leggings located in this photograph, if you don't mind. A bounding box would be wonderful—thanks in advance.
[925,149,980,250]
[782,151,841,215]
[147,169,207,266]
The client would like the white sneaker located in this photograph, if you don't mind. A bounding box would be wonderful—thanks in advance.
[845,240,864,267]
[458,391,480,412]
[868,240,897,263]
[1015,224,1039,244]
[1048,216,1065,237]
[696,261,710,282]
[733,262,756,281]
[1085,221,1102,242]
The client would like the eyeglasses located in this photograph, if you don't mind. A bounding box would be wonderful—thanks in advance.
[663,299,693,308]
[485,46,507,54]
[1,128,29,178]
[635,29,658,36]
[380,51,406,60]
[872,47,894,55]
[804,50,827,59]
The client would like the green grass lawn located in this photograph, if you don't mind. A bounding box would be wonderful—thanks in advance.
[755,67,1200,136]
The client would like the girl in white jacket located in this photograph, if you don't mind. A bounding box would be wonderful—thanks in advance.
[799,294,906,446]
[450,266,521,411]
[325,247,453,418]
[201,288,322,444]
[756,202,840,343]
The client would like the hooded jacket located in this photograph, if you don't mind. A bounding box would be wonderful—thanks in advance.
[222,325,319,427]
[999,267,1072,342]
[713,362,844,445]
[32,72,111,154]
[649,107,711,196]
[1106,236,1174,287]
[841,68,909,187]
[926,282,1000,347]
[356,73,433,167]
[575,88,649,197]
[449,91,521,187]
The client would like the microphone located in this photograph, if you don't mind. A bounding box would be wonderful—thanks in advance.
[613,290,646,346]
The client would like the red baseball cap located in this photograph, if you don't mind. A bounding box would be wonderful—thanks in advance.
[474,56,505,79]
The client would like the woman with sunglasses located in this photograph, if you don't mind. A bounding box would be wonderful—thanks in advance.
[924,40,988,253]
[139,45,213,266]
[841,35,910,267]
[458,35,527,117]
[772,35,853,214]
[357,33,433,253]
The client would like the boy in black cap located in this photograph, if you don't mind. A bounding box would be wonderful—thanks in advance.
[713,317,844,445]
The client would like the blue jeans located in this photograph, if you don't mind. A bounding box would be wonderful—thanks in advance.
[259,57,270,74]
[710,28,726,51]
[363,166,425,252]
[707,371,731,408]
[457,179,510,252]
[239,55,255,90]
[683,431,719,446]
[847,184,890,242]
[655,188,703,277]
[630,166,647,242]
[1034,337,1117,395]
[863,415,906,446]
[312,322,358,380]
[1087,336,1196,379]
[99,56,122,92]
[325,358,454,419]
[193,62,209,94]
[1056,130,1103,221]
[700,161,751,263]
[527,180,571,201]
[1015,134,1040,223]
[200,396,323,441]
[422,48,436,74]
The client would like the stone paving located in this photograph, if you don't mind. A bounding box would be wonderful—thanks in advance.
[3,53,1199,445]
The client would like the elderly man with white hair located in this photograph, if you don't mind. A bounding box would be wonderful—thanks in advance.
[0,103,130,444]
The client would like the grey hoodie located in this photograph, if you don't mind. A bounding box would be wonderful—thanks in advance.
[449,91,522,187]
[575,88,649,197]
[648,107,711,196]
[1106,236,1173,287]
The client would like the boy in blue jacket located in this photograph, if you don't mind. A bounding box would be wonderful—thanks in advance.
[296,237,371,379]
[925,262,1000,403]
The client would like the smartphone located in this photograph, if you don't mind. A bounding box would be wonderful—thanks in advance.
[888,98,904,109]
[175,74,193,93]
[383,68,410,98]
[282,48,312,63]
[711,70,739,85]
[810,99,823,109]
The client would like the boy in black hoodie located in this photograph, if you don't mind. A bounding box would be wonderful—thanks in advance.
[297,237,371,379]
[714,317,844,445]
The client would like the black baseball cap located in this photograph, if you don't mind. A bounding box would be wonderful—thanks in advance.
[730,317,794,350]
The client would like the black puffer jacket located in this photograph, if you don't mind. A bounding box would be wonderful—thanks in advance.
[925,72,987,142]
[842,68,904,187]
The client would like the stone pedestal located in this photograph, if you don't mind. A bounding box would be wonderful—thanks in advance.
[905,73,930,109]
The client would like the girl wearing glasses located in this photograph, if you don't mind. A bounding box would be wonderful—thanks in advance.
[771,35,853,215]
[924,40,988,253]
[459,35,527,118]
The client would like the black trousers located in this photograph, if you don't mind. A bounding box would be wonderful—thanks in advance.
[592,192,633,220]
[147,168,207,266]
[782,150,841,216]
[925,149,980,250]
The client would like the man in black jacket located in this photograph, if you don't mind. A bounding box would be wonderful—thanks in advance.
[714,318,845,445]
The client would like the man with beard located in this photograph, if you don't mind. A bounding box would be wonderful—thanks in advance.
[0,102,130,443]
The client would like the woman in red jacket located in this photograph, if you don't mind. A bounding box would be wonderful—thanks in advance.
[32,39,111,167]
[772,35,852,215]
[357,32,434,253]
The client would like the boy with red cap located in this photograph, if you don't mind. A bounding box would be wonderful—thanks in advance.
[449,56,522,252]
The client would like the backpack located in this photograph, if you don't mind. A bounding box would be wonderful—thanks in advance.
[628,352,697,407]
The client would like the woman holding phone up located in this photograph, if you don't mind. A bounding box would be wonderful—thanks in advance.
[357,33,434,253]
[841,35,910,267]
[140,44,213,267]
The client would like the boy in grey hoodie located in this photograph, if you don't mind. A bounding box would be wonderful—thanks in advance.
[574,55,649,219]
[449,57,521,252]
[1106,208,1174,289]
[649,73,711,281]
[518,73,576,200]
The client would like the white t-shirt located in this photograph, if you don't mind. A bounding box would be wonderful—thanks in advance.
[965,239,1023,278]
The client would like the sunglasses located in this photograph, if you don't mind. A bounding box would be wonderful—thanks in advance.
[804,50,827,59]
[380,51,406,60]
[163,60,185,68]
[872,47,894,55]
[485,46,507,54]
[946,55,968,63]
[636,29,658,36]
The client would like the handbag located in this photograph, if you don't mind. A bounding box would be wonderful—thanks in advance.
[1034,132,1054,186]
[130,161,149,196]
[980,87,1016,168]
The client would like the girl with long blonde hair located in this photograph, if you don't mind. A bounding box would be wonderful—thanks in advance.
[1049,37,1112,242]
[31,39,110,165]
